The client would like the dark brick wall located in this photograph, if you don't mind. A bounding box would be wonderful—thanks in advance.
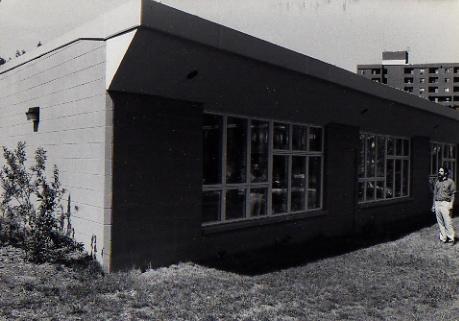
[323,123,360,236]
[110,92,202,270]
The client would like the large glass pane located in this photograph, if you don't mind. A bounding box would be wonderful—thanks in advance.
[203,114,222,185]
[387,137,394,156]
[386,159,394,198]
[291,156,306,211]
[431,144,439,175]
[445,161,455,181]
[376,136,385,177]
[444,144,450,158]
[366,181,375,201]
[366,135,376,178]
[273,122,289,150]
[226,189,246,220]
[445,144,455,159]
[395,139,403,156]
[250,120,269,183]
[249,188,267,217]
[272,155,289,214]
[402,139,409,156]
[402,160,409,196]
[376,181,384,199]
[202,191,221,223]
[309,127,323,152]
[359,135,365,177]
[292,125,308,151]
[226,117,247,183]
[395,159,402,197]
[308,156,322,209]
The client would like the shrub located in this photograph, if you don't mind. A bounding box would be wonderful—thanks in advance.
[0,142,83,262]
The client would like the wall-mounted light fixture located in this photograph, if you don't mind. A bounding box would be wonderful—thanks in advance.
[25,106,40,132]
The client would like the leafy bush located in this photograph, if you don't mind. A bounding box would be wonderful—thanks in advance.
[0,142,83,262]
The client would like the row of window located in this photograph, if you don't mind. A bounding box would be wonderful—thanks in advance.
[405,77,459,84]
[404,67,459,75]
[202,113,457,224]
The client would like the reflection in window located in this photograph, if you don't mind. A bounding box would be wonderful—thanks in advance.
[202,191,221,223]
[308,156,322,209]
[273,155,289,214]
[291,156,306,211]
[250,188,267,217]
[359,133,410,203]
[251,120,269,183]
[226,117,247,184]
[292,125,308,151]
[226,189,246,220]
[309,127,323,152]
[274,123,289,150]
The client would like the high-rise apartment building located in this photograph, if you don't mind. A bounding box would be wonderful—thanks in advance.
[357,51,459,110]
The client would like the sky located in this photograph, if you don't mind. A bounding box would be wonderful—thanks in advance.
[1,0,458,72]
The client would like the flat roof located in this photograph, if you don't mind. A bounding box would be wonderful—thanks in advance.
[1,0,458,121]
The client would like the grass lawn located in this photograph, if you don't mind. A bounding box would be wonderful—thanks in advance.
[1,218,459,321]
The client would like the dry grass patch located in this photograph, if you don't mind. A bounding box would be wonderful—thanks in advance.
[1,219,459,320]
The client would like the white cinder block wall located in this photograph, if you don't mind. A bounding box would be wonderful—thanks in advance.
[0,40,112,269]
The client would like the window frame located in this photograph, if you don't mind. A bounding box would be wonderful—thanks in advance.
[202,112,324,226]
[358,132,411,204]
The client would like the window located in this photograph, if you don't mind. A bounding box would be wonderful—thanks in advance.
[445,78,450,83]
[371,78,380,83]
[371,69,381,75]
[430,142,457,181]
[428,87,439,93]
[419,88,425,94]
[202,113,323,224]
[404,68,413,74]
[429,68,439,74]
[404,87,413,93]
[454,77,459,82]
[429,77,439,83]
[454,87,459,92]
[404,77,413,84]
[454,67,459,73]
[445,88,450,93]
[419,68,425,75]
[419,78,425,84]
[358,133,410,203]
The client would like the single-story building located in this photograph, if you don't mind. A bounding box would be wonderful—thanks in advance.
[1,0,458,272]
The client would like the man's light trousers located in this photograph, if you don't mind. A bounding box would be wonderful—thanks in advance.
[434,201,455,242]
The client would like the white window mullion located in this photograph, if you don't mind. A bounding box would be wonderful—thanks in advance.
[268,121,273,216]
[221,116,228,221]
[246,119,252,218]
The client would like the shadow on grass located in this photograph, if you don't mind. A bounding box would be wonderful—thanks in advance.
[198,216,438,276]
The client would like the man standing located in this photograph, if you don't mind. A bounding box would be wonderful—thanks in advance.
[432,167,456,245]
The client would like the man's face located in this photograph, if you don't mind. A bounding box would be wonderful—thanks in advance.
[438,168,445,177]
